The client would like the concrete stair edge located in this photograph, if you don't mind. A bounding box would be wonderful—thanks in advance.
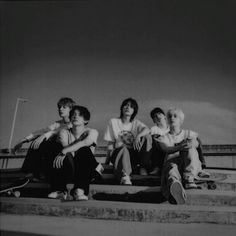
[1,197,236,224]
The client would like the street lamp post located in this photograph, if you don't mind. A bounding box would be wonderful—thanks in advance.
[8,98,28,152]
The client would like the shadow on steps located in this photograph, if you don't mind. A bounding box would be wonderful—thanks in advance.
[93,188,167,204]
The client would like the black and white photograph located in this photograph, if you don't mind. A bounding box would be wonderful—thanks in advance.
[0,0,236,235]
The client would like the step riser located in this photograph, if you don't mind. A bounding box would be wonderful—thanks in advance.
[1,200,235,224]
[3,184,233,207]
[89,189,236,207]
[1,155,236,169]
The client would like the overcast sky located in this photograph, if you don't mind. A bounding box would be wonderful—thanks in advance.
[0,0,236,148]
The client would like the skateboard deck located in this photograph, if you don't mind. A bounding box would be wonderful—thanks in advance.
[194,176,226,190]
[0,178,30,197]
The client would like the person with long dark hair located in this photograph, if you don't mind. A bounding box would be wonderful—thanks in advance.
[104,98,152,185]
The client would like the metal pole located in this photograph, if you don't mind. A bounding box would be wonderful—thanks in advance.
[8,98,28,152]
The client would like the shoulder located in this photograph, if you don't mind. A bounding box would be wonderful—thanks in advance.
[150,126,161,135]
[86,128,98,136]
[48,120,62,130]
[110,118,119,123]
[107,118,120,127]
[59,128,70,136]
[133,119,147,128]
[184,129,198,138]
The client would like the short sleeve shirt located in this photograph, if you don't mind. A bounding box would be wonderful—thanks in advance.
[58,127,98,154]
[104,118,147,148]
[157,129,198,160]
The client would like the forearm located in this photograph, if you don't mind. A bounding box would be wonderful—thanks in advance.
[138,127,150,138]
[159,143,182,154]
[105,142,114,163]
[61,139,94,154]
[25,127,51,142]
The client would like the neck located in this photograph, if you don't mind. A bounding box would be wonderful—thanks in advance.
[121,115,131,124]
[72,125,85,136]
[156,123,167,129]
[62,116,70,123]
[170,126,181,135]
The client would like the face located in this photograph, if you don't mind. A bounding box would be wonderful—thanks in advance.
[58,105,71,118]
[153,113,167,126]
[167,111,182,128]
[70,110,86,126]
[122,102,134,117]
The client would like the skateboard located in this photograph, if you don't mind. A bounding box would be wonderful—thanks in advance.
[194,176,225,190]
[0,178,30,197]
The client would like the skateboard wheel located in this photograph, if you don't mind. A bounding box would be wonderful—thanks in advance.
[14,191,21,198]
[208,183,216,190]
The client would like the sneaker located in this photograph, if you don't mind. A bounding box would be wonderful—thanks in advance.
[185,181,198,189]
[170,180,187,204]
[66,183,74,200]
[139,168,148,176]
[95,163,104,175]
[120,174,132,185]
[149,166,160,175]
[48,191,67,199]
[74,188,88,201]
[198,170,210,178]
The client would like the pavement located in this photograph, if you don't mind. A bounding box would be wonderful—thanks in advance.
[1,213,236,236]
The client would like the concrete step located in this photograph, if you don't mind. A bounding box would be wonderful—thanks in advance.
[2,182,235,207]
[1,197,236,224]
[1,169,236,190]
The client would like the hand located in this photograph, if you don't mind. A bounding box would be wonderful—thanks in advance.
[53,153,66,169]
[180,138,197,150]
[31,135,46,149]
[12,142,24,154]
[133,135,142,150]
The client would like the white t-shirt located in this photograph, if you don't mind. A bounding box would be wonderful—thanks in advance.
[58,127,98,154]
[150,126,170,136]
[157,129,198,160]
[104,118,147,148]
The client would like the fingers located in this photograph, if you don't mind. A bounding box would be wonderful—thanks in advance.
[53,155,65,169]
[31,137,44,149]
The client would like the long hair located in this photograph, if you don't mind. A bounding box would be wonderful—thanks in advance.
[119,98,138,122]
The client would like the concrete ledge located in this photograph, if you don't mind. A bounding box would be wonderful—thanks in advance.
[1,197,236,224]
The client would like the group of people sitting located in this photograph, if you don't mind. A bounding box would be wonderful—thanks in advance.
[13,97,210,204]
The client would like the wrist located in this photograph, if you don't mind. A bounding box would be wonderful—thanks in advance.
[22,138,29,143]
[60,151,66,156]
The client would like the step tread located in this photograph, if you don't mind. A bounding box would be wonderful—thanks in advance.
[1,196,236,212]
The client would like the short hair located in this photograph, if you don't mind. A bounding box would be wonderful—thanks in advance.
[119,98,138,122]
[167,108,185,124]
[150,107,165,120]
[57,97,75,109]
[69,105,90,125]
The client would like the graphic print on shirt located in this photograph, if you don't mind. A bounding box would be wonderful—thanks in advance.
[119,130,135,148]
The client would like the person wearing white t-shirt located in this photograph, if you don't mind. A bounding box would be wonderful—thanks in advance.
[48,105,101,200]
[149,107,170,175]
[13,97,75,179]
[104,98,151,185]
[158,108,209,204]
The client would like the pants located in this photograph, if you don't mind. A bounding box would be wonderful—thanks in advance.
[161,147,202,200]
[150,138,166,171]
[21,137,56,177]
[48,146,99,195]
[110,135,152,180]
[161,157,183,201]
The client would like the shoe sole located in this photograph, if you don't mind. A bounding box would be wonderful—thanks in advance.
[170,181,186,204]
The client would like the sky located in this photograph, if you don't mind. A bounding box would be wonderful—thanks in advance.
[0,0,236,148]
